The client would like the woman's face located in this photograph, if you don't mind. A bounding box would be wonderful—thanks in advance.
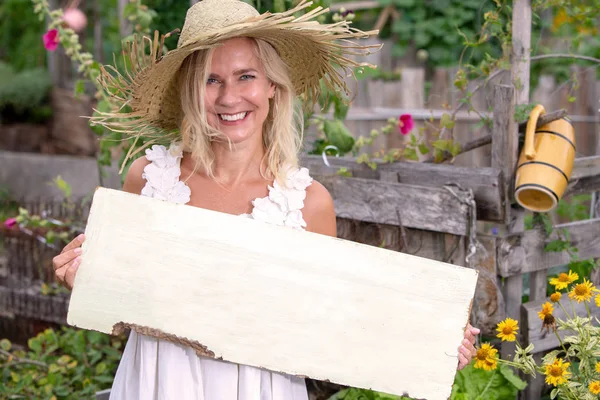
[204,37,275,145]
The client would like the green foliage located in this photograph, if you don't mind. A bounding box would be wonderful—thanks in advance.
[328,387,411,399]
[374,0,502,68]
[328,363,527,400]
[0,0,47,71]
[450,363,527,400]
[0,61,52,123]
[0,327,123,399]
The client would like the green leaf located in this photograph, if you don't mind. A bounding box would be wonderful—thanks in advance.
[323,119,355,154]
[95,362,107,374]
[0,338,11,351]
[51,175,72,199]
[28,337,42,354]
[74,79,85,97]
[440,113,455,129]
[449,140,461,157]
[544,239,570,253]
[40,282,50,295]
[418,143,430,155]
[432,139,449,151]
[403,147,418,161]
[498,364,527,390]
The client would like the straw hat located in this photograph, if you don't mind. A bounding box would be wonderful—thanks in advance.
[92,0,380,156]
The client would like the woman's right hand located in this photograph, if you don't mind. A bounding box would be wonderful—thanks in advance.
[52,233,85,290]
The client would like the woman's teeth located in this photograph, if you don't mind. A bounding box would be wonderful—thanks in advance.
[219,112,247,121]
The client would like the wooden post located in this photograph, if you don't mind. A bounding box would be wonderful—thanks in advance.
[118,0,133,38]
[491,84,522,364]
[511,0,532,104]
[491,85,518,224]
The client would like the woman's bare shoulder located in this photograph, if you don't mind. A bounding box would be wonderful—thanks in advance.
[303,179,336,237]
[122,156,151,194]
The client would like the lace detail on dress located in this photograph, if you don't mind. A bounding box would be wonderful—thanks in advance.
[141,142,313,230]
[141,142,191,204]
[250,166,313,230]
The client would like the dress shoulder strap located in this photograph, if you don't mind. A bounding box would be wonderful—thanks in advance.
[250,166,313,230]
[140,142,191,204]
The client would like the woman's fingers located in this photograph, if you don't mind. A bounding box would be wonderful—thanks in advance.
[462,339,476,357]
[457,353,469,370]
[53,247,82,271]
[52,234,85,271]
[55,256,81,289]
[61,233,85,254]
[63,258,81,289]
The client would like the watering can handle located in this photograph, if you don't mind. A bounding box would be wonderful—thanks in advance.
[524,104,546,160]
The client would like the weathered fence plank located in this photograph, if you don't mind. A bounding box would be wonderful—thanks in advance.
[301,155,503,222]
[313,175,469,236]
[498,218,600,277]
[566,155,600,196]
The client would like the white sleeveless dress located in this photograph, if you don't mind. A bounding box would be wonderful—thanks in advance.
[109,143,313,400]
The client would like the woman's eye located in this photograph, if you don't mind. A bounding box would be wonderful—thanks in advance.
[241,74,255,81]
[207,77,219,84]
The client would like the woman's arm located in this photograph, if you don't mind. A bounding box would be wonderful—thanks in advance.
[122,156,151,194]
[302,180,337,237]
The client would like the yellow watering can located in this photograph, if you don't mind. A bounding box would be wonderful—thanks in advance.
[514,104,576,213]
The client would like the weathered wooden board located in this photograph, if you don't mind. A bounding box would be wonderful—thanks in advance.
[566,155,600,196]
[68,187,478,400]
[498,218,600,277]
[300,155,503,222]
[522,297,600,354]
[314,175,470,235]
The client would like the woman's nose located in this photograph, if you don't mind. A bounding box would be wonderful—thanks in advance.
[217,82,240,107]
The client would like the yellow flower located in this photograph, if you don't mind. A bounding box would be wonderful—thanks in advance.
[538,302,554,321]
[590,381,600,395]
[550,292,562,303]
[544,358,571,386]
[474,343,498,371]
[595,362,600,373]
[496,318,519,342]
[568,278,597,303]
[595,294,600,307]
[549,271,578,290]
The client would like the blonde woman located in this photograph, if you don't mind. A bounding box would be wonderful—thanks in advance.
[52,0,478,398]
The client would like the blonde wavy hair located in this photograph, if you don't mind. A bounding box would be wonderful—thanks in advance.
[176,38,303,185]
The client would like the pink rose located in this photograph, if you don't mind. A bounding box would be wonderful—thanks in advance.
[399,114,414,135]
[43,29,59,52]
[3,217,17,228]
[62,8,88,33]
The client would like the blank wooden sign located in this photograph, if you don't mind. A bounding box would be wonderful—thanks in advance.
[67,187,478,400]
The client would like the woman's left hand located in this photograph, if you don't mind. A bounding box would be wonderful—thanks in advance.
[457,323,479,370]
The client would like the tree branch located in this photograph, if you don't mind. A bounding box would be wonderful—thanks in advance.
[424,109,568,164]
[531,54,600,64]
[0,348,48,369]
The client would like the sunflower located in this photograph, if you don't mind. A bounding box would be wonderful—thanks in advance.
[590,381,600,395]
[549,271,579,290]
[474,343,498,371]
[544,358,571,386]
[550,292,562,303]
[538,302,554,321]
[496,318,519,342]
[596,362,600,373]
[568,278,597,303]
